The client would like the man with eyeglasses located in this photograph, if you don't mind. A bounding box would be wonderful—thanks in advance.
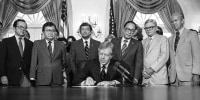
[0,19,33,87]
[30,22,67,86]
[111,21,143,85]
[142,19,169,86]
[168,12,200,86]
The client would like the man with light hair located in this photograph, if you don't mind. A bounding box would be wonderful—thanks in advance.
[142,19,169,86]
[168,12,200,86]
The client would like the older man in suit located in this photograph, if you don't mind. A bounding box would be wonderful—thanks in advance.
[111,21,143,85]
[0,19,33,87]
[142,19,169,86]
[168,12,200,86]
[75,41,128,86]
[69,22,100,85]
[30,22,67,86]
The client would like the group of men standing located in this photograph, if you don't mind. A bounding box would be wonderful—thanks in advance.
[0,12,199,87]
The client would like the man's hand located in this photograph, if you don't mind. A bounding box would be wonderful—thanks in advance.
[1,76,8,85]
[97,81,111,86]
[145,67,155,76]
[81,77,96,86]
[143,71,151,79]
[192,74,200,86]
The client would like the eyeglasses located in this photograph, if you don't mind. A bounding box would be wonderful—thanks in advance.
[45,29,56,33]
[124,28,135,33]
[16,26,27,30]
[144,26,156,30]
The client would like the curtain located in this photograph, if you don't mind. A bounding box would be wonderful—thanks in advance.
[158,0,183,34]
[126,0,169,14]
[114,0,137,37]
[0,0,18,38]
[42,0,62,31]
[10,0,51,14]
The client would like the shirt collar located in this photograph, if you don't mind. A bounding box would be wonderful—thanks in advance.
[83,38,91,46]
[15,35,24,41]
[45,39,54,44]
[177,27,184,36]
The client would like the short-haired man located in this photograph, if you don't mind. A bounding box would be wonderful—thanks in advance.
[111,21,143,85]
[168,12,200,86]
[0,19,33,86]
[30,22,67,86]
[75,41,125,86]
[142,19,169,86]
[69,22,100,85]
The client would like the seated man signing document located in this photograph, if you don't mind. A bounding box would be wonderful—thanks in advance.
[75,41,126,86]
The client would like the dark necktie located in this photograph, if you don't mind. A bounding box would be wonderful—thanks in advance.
[85,41,89,59]
[48,41,52,56]
[174,31,180,51]
[121,40,128,56]
[100,65,106,81]
[18,37,23,56]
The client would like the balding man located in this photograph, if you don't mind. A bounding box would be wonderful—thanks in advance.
[168,12,200,86]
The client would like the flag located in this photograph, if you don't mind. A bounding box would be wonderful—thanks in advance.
[109,0,117,37]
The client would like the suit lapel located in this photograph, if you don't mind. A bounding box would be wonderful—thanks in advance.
[116,38,123,59]
[23,39,28,57]
[122,39,134,58]
[41,39,51,57]
[79,39,87,59]
[52,41,59,58]
[88,39,94,59]
[11,36,21,57]
[176,28,188,52]
[146,35,159,55]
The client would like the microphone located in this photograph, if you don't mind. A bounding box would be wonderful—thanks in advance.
[115,62,131,75]
[114,62,133,83]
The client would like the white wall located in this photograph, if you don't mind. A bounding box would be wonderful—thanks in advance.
[177,0,200,31]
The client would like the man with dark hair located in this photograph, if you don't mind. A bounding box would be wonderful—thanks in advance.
[30,22,67,86]
[69,22,100,85]
[0,19,33,87]
[111,21,143,85]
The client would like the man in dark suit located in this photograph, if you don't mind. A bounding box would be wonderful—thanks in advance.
[0,19,33,87]
[29,22,67,86]
[111,21,143,85]
[69,22,100,85]
[75,41,125,86]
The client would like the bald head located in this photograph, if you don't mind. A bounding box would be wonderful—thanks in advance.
[171,12,185,31]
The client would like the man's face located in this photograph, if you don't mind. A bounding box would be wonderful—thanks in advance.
[98,48,112,65]
[80,26,92,39]
[171,14,184,31]
[43,26,56,41]
[123,23,136,39]
[15,21,27,37]
[144,22,157,37]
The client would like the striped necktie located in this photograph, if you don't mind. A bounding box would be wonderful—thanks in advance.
[100,65,106,81]
[85,41,89,59]
[121,40,128,56]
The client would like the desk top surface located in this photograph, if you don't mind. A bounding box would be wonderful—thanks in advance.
[0,86,200,100]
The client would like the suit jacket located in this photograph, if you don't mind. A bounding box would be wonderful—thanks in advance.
[111,37,143,82]
[29,39,67,85]
[74,59,122,85]
[142,34,169,85]
[0,36,33,85]
[168,28,200,83]
[69,38,100,82]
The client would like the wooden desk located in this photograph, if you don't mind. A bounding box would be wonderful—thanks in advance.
[0,86,200,100]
